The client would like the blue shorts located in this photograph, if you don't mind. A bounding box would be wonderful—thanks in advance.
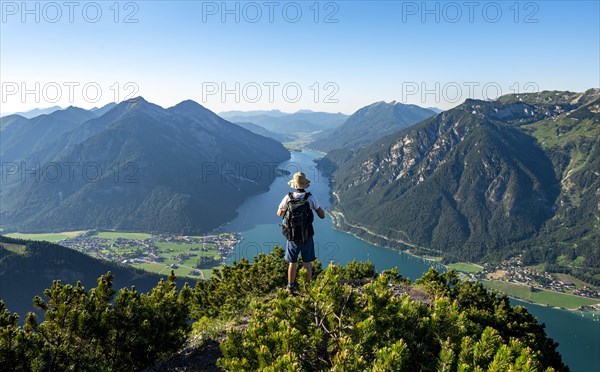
[285,237,316,263]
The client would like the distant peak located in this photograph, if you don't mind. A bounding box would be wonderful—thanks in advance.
[40,105,86,118]
[112,97,168,119]
[173,99,206,110]
[363,101,396,110]
[91,102,117,111]
[64,105,85,111]
[120,96,164,111]
[169,99,215,116]
[371,100,409,107]
[122,96,149,105]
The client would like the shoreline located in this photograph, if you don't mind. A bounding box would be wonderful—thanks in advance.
[326,208,600,313]
[492,290,600,315]
[327,209,442,264]
[481,278,600,313]
[326,209,445,268]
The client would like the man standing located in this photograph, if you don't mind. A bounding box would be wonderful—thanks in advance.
[277,172,325,293]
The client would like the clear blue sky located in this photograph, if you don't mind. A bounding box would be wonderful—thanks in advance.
[1,0,598,114]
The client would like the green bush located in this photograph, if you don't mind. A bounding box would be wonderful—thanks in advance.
[0,248,566,371]
[0,271,191,370]
[218,266,565,371]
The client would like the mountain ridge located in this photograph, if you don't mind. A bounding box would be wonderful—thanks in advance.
[0,106,98,163]
[319,90,599,282]
[220,110,348,134]
[0,97,290,234]
[309,101,437,152]
[1,105,62,119]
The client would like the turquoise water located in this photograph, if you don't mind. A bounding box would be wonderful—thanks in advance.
[225,150,600,372]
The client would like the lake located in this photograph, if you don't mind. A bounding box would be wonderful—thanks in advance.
[225,150,600,372]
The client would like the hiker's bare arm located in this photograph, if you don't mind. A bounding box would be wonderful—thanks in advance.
[277,208,285,217]
[316,207,325,219]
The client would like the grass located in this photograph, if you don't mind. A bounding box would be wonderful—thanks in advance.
[523,117,598,149]
[131,262,213,280]
[3,229,227,280]
[155,242,216,254]
[447,262,483,273]
[93,231,152,240]
[5,231,86,242]
[525,263,547,272]
[0,242,27,255]
[157,241,194,250]
[555,273,600,291]
[482,280,600,309]
[283,132,317,151]
[129,240,223,280]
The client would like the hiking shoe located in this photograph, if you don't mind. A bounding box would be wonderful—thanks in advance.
[286,282,299,294]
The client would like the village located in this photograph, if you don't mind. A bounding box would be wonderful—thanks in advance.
[461,255,600,301]
[60,231,240,279]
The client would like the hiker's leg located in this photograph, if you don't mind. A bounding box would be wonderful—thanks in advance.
[288,262,298,283]
[300,238,315,282]
[285,241,300,285]
[303,262,312,282]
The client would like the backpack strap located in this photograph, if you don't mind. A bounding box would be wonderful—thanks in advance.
[285,193,295,213]
[288,192,310,203]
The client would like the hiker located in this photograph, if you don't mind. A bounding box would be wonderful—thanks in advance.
[277,172,325,292]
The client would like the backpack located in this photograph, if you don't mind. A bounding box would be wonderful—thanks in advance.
[281,192,314,243]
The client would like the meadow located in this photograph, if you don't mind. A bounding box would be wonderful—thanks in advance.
[481,280,599,309]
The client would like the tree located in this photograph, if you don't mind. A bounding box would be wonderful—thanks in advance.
[1,271,191,370]
[218,261,565,371]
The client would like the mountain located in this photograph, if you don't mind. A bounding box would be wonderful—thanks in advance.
[0,106,98,163]
[18,102,142,166]
[219,109,288,118]
[0,235,164,320]
[90,102,117,116]
[2,104,117,120]
[0,97,290,234]
[0,105,133,166]
[233,121,293,143]
[7,100,155,167]
[1,105,63,119]
[0,114,28,133]
[220,110,348,134]
[320,90,599,280]
[309,101,437,152]
[517,90,600,283]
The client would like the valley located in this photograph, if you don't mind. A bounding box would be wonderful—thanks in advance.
[329,202,600,310]
[1,124,599,369]
[459,255,600,309]
[320,90,600,288]
[326,200,600,310]
[225,149,600,371]
[1,90,598,371]
[2,2,597,369]
[5,230,239,280]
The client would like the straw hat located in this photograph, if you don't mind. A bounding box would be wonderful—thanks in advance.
[288,172,310,189]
